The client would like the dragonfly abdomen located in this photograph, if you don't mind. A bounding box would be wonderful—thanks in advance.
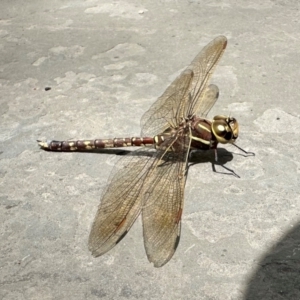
[37,137,154,151]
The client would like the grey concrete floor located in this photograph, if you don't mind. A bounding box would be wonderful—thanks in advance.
[1,1,300,299]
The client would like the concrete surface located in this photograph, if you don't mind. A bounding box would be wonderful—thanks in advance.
[1,1,300,299]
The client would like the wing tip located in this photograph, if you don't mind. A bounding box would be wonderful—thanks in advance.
[88,243,108,258]
[147,236,181,268]
[214,35,227,49]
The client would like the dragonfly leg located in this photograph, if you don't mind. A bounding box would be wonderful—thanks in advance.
[212,162,240,178]
[231,143,255,157]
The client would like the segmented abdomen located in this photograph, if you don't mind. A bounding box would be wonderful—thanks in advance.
[38,137,154,151]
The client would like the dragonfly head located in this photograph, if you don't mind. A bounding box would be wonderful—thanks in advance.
[211,116,239,144]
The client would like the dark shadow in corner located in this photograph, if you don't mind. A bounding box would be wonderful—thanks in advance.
[244,222,300,300]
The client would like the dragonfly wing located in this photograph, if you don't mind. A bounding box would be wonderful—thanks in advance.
[142,137,189,267]
[141,70,193,136]
[141,36,227,137]
[196,83,219,118]
[88,148,157,257]
[185,35,227,117]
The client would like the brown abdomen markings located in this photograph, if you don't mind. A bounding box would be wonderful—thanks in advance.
[38,137,154,151]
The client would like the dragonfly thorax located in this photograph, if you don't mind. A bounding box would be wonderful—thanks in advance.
[189,115,239,150]
[189,117,217,150]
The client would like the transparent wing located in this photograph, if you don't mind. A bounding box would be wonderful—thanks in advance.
[88,148,157,256]
[89,134,189,267]
[142,135,189,267]
[141,70,193,137]
[141,35,227,137]
[197,83,219,117]
[185,35,227,117]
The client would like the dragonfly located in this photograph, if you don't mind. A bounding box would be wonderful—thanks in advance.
[38,35,244,267]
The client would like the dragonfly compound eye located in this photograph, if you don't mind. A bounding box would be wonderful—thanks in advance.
[212,116,239,144]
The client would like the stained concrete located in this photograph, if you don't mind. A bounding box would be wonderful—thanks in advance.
[1,1,300,299]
